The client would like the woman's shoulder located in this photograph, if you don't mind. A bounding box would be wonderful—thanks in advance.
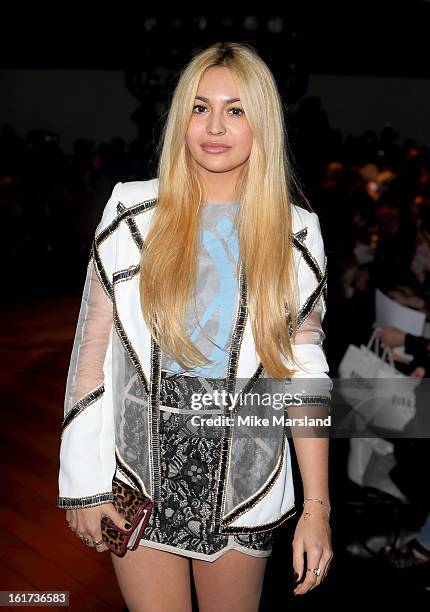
[95,178,159,243]
[291,203,321,237]
[291,204,326,278]
[119,178,159,205]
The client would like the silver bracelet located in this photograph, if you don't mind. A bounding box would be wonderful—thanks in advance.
[303,498,331,517]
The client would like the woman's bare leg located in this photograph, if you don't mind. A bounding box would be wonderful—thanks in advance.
[192,550,269,612]
[110,545,192,612]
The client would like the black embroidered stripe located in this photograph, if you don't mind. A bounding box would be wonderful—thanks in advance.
[220,506,298,534]
[293,235,323,282]
[294,227,308,243]
[286,267,327,336]
[227,281,266,416]
[149,332,163,510]
[229,362,265,418]
[292,394,331,407]
[293,235,328,313]
[113,265,141,284]
[323,255,328,304]
[212,262,249,534]
[112,301,149,396]
[60,384,105,438]
[96,198,157,247]
[56,490,115,509]
[284,225,328,337]
[321,255,328,310]
[117,201,144,251]
[92,197,155,301]
[92,239,114,301]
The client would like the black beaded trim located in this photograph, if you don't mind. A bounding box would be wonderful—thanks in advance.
[115,447,151,498]
[292,234,324,282]
[149,330,163,510]
[212,262,250,534]
[92,241,114,302]
[95,198,157,247]
[60,384,105,439]
[113,264,140,285]
[221,506,298,534]
[294,227,308,243]
[112,299,149,397]
[91,196,156,301]
[289,394,331,407]
[56,490,114,509]
[228,267,267,418]
[229,362,265,418]
[117,201,144,251]
[293,234,328,313]
[293,268,328,334]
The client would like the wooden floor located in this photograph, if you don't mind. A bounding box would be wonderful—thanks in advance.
[0,294,125,611]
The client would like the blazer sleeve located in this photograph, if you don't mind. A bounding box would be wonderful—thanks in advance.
[289,211,332,408]
[56,181,122,509]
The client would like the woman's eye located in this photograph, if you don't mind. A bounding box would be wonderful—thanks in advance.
[192,105,244,116]
[229,107,244,116]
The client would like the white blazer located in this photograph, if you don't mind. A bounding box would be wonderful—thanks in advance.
[56,178,331,535]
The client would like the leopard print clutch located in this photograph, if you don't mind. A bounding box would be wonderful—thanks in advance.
[101,476,153,557]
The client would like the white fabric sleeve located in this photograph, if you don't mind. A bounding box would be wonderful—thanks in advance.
[289,212,332,407]
[56,181,122,509]
[64,258,113,412]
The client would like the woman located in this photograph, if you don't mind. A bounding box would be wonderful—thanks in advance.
[57,42,333,610]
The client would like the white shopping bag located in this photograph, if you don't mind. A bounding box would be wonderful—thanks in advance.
[347,437,394,487]
[338,327,418,432]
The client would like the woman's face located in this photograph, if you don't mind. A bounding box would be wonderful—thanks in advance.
[185,66,253,175]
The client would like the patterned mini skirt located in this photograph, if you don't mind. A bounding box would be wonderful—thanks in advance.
[139,369,276,562]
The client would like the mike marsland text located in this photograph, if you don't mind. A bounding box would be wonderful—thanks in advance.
[190,414,332,427]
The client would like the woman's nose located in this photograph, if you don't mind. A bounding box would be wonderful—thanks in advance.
[206,110,225,134]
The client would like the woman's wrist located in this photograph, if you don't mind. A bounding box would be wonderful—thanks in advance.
[302,498,331,518]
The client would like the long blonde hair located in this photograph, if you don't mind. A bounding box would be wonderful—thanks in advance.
[139,41,311,378]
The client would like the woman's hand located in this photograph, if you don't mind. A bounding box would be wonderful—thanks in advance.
[378,326,406,348]
[411,366,426,379]
[292,505,333,595]
[66,504,132,553]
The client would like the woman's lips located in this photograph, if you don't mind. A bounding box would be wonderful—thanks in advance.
[200,144,231,154]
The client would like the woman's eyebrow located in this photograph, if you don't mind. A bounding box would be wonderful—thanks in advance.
[195,95,241,104]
